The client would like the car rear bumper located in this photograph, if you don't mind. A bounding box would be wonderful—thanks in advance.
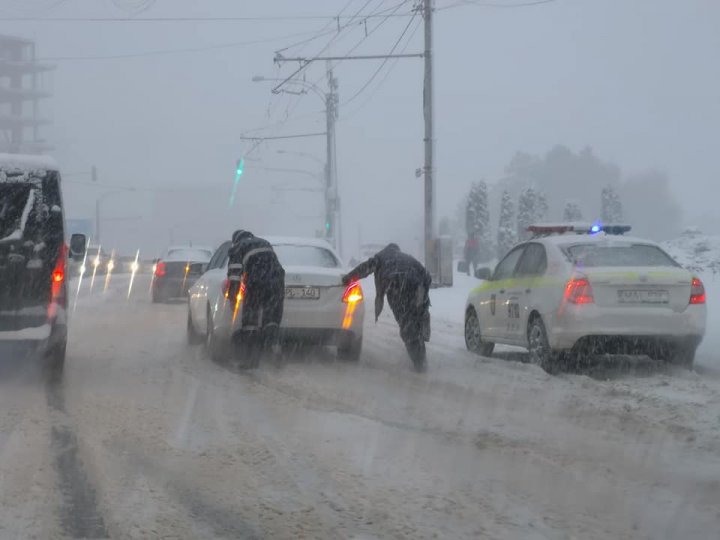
[153,276,200,298]
[547,304,706,350]
[212,299,365,344]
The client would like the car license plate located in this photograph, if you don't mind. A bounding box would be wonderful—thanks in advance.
[285,287,320,300]
[617,289,669,304]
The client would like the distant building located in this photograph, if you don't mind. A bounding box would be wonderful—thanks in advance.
[0,35,54,154]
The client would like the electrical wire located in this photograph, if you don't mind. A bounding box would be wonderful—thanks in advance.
[341,14,423,121]
[340,7,420,108]
[38,27,344,61]
[0,12,417,22]
[438,0,555,11]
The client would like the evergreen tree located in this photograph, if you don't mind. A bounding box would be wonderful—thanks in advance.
[601,185,623,223]
[497,190,517,258]
[563,200,583,221]
[517,188,537,241]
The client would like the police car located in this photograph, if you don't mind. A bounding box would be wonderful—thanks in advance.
[464,224,706,372]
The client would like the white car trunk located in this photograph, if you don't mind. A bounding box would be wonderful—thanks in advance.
[580,266,692,312]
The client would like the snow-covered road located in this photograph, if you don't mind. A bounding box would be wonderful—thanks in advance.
[0,274,719,539]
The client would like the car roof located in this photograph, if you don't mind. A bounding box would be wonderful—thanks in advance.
[166,245,213,253]
[265,236,336,250]
[0,153,58,172]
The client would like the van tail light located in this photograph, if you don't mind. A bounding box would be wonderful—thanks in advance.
[154,261,166,277]
[342,281,364,304]
[564,277,594,305]
[690,277,706,305]
[49,244,68,315]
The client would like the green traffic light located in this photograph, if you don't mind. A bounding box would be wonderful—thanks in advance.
[235,158,244,181]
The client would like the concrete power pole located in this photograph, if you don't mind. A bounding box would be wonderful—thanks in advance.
[423,0,435,273]
[324,64,340,255]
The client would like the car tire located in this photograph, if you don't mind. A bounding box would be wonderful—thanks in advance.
[152,291,163,304]
[527,316,560,374]
[465,308,494,357]
[671,342,696,369]
[205,306,225,363]
[46,341,66,379]
[187,309,204,345]
[338,334,362,362]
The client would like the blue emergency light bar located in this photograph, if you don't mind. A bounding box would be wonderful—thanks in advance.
[528,223,631,237]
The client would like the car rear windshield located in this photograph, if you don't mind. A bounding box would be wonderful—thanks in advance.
[273,245,339,268]
[165,248,212,262]
[563,243,680,267]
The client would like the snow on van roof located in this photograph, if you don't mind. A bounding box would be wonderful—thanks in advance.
[0,153,58,171]
[541,232,658,247]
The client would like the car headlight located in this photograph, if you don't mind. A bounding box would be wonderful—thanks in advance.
[130,262,139,272]
[107,260,115,271]
[93,258,100,267]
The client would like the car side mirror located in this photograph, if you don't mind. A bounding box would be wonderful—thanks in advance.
[475,267,492,280]
[69,233,86,260]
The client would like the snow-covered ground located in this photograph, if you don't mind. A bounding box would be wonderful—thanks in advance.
[0,271,718,539]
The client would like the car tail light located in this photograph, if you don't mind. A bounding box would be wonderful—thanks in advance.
[223,277,246,302]
[154,261,166,277]
[564,277,594,305]
[690,277,706,305]
[342,281,363,330]
[342,281,363,304]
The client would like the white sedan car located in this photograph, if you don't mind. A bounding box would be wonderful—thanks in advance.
[187,236,365,365]
[464,224,706,372]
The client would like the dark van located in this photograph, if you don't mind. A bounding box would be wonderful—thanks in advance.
[0,154,85,372]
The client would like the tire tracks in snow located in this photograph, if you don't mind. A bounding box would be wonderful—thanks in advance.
[45,377,110,539]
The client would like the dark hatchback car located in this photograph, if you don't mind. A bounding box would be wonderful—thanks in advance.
[151,246,212,303]
[0,154,85,371]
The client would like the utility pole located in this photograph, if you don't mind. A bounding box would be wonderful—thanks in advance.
[273,48,424,262]
[325,63,340,255]
[423,0,435,272]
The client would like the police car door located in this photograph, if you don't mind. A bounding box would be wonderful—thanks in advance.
[486,245,526,341]
[506,243,548,345]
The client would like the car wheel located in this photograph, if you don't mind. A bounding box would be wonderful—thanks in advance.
[671,342,696,369]
[205,306,224,362]
[187,308,204,345]
[152,291,163,304]
[465,308,494,357]
[527,316,560,374]
[46,341,66,379]
[338,334,362,362]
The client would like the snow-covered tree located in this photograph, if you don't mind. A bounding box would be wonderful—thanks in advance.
[465,181,490,237]
[563,200,583,222]
[497,190,517,258]
[517,187,546,240]
[601,185,623,223]
[536,190,549,222]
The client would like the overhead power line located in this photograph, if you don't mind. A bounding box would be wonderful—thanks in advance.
[0,12,417,22]
[38,28,342,61]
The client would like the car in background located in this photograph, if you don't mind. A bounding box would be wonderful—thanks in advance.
[85,245,110,275]
[0,153,86,373]
[187,236,365,366]
[151,246,213,303]
[464,223,707,372]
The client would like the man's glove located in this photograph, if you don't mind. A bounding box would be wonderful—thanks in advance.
[341,274,352,285]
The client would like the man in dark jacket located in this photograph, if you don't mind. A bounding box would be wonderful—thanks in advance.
[342,243,431,370]
[227,230,285,351]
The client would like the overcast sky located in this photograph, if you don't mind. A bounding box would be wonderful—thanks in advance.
[2,0,719,257]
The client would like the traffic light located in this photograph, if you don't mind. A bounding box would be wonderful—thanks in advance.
[229,158,244,207]
[235,158,244,181]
